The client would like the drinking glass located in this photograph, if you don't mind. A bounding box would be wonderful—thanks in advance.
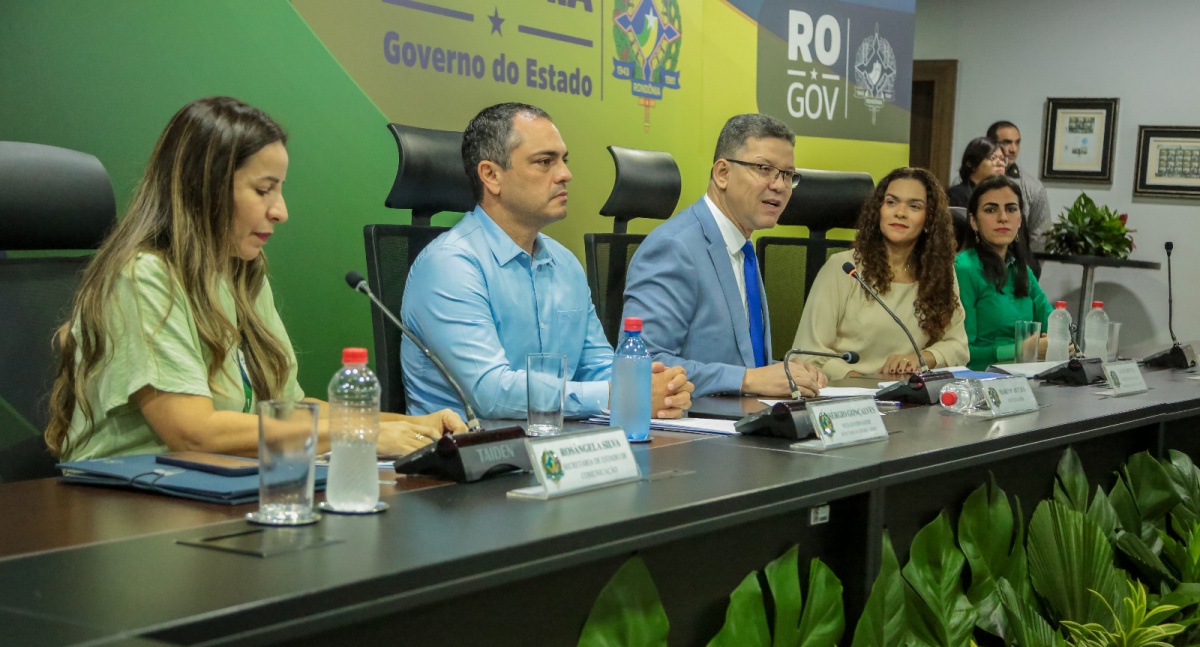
[1107,322,1122,361]
[526,353,567,436]
[1015,321,1042,363]
[248,400,320,526]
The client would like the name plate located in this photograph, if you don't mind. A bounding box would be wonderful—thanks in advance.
[508,427,640,500]
[975,376,1039,417]
[803,396,888,450]
[1103,360,1149,396]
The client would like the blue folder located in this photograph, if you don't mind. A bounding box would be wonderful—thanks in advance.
[58,454,328,505]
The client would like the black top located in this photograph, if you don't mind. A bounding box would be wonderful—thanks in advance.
[946,180,974,209]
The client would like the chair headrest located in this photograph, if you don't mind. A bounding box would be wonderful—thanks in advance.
[384,124,475,219]
[0,142,116,251]
[777,169,874,232]
[599,146,681,223]
[949,206,969,226]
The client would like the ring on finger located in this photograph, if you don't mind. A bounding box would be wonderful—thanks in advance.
[414,432,428,441]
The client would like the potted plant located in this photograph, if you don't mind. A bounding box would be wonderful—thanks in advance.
[1044,193,1134,259]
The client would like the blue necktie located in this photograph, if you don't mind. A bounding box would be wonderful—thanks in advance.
[741,241,766,368]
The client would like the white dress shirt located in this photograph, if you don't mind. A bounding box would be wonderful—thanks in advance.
[703,194,751,323]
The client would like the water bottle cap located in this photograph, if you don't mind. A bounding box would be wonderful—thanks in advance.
[1092,301,1104,309]
[1055,301,1067,309]
[623,317,643,332]
[940,391,958,406]
[342,347,368,364]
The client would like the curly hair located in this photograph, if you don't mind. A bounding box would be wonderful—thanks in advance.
[851,167,960,343]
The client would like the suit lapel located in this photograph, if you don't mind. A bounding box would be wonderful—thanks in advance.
[692,201,756,367]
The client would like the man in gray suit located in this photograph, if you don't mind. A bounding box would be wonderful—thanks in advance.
[622,114,827,397]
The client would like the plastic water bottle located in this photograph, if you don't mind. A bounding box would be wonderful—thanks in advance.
[1045,301,1072,363]
[326,347,381,512]
[1083,301,1110,360]
[611,317,652,442]
[939,380,986,413]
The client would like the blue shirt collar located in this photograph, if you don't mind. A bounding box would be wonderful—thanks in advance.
[470,205,557,269]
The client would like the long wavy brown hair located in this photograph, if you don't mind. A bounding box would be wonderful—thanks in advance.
[851,167,959,343]
[45,97,293,458]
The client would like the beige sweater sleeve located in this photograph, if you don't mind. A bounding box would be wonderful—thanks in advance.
[793,251,972,378]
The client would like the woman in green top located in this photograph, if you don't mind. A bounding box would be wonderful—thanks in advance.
[954,174,1053,370]
[45,97,465,461]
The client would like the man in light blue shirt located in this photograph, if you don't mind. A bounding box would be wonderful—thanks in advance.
[402,102,693,419]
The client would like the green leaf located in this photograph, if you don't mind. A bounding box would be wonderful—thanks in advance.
[1054,447,1090,513]
[901,512,977,646]
[996,576,1060,647]
[1027,500,1127,629]
[958,477,1022,639]
[1087,486,1121,539]
[1156,582,1200,614]
[1166,450,1200,520]
[578,556,670,647]
[795,559,845,647]
[764,546,803,646]
[1110,477,1143,535]
[1124,452,1183,525]
[707,572,770,647]
[852,533,907,647]
[1113,529,1178,589]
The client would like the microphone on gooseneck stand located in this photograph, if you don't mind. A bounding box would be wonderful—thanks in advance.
[1143,242,1197,369]
[735,348,860,439]
[344,271,483,432]
[840,262,956,405]
[783,349,858,400]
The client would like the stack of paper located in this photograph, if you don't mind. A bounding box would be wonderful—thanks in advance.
[585,415,738,435]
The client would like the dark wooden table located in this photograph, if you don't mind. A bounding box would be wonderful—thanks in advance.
[2,369,1199,646]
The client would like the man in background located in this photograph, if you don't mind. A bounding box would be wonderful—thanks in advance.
[988,120,1049,275]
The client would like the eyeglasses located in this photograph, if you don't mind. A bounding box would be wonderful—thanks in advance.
[725,159,800,189]
[987,153,1007,164]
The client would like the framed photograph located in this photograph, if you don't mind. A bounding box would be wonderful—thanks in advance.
[1134,126,1200,198]
[1040,97,1119,182]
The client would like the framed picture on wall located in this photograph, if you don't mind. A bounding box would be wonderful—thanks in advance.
[1040,97,1119,182]
[1134,126,1200,198]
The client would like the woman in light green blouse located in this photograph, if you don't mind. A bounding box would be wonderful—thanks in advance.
[45,97,465,461]
[954,174,1053,370]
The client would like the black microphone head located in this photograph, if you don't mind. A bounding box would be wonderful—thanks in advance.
[843,351,860,364]
[1166,241,1173,253]
[841,261,856,276]
[345,270,366,290]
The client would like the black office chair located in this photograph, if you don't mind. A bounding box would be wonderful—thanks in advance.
[584,146,681,345]
[364,124,470,413]
[756,169,873,360]
[0,141,116,482]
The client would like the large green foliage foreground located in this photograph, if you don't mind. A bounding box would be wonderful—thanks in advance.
[576,448,1200,646]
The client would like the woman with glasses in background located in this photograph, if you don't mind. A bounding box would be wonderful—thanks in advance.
[946,137,1008,209]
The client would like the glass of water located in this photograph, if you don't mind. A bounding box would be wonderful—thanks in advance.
[248,400,321,526]
[526,353,567,436]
